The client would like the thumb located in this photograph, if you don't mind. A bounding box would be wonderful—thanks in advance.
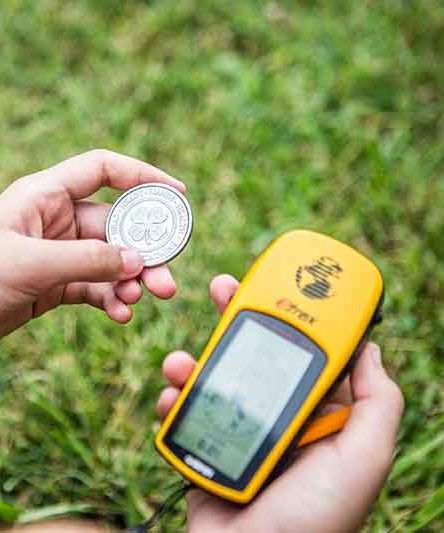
[10,234,144,290]
[339,342,404,469]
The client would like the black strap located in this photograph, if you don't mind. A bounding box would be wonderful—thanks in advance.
[126,482,193,532]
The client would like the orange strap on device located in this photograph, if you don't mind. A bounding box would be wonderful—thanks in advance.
[297,405,352,448]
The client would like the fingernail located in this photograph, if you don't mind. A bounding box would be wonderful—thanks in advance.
[370,344,382,366]
[121,249,143,274]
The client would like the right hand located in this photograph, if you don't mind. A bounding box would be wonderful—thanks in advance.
[158,274,404,533]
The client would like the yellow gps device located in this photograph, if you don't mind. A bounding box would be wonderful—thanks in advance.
[156,230,384,503]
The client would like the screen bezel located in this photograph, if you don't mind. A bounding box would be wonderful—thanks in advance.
[163,310,326,491]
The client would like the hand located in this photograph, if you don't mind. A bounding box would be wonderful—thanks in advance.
[0,149,186,337]
[157,275,404,533]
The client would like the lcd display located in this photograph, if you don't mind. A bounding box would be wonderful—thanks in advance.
[171,317,314,480]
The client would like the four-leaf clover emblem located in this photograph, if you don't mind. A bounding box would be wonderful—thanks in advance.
[128,206,169,245]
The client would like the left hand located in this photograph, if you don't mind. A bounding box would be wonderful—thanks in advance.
[0,149,186,337]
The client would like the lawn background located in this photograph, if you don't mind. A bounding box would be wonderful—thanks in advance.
[1,0,443,531]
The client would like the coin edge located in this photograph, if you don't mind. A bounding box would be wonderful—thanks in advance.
[105,183,193,267]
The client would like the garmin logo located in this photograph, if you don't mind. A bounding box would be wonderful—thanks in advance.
[184,454,215,479]
[276,298,317,325]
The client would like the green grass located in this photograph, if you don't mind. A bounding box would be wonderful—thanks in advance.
[0,0,443,530]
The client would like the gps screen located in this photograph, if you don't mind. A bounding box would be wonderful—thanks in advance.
[171,317,314,480]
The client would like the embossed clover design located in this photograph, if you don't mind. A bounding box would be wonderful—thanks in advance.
[128,205,168,245]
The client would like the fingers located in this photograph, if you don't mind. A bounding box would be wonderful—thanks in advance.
[157,351,197,419]
[163,351,197,387]
[42,149,186,200]
[157,387,181,420]
[102,290,132,323]
[11,233,144,290]
[63,282,132,323]
[75,200,110,240]
[339,343,404,469]
[140,264,177,299]
[63,281,141,324]
[22,214,176,299]
[210,274,239,314]
[114,279,143,305]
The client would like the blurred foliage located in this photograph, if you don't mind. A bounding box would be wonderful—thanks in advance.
[0,0,443,531]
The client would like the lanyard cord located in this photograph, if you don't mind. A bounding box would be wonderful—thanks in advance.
[126,482,193,532]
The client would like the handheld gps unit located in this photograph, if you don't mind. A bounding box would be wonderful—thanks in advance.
[156,230,384,503]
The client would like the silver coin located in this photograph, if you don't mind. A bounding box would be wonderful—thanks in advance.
[106,183,193,267]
